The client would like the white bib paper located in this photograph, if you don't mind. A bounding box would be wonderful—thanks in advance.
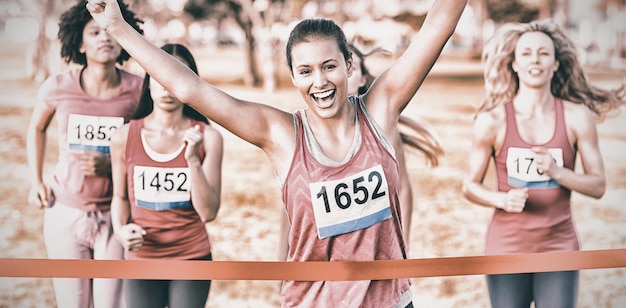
[133,165,191,211]
[506,147,563,189]
[309,164,392,239]
[67,114,124,154]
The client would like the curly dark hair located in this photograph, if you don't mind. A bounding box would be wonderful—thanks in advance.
[58,0,143,66]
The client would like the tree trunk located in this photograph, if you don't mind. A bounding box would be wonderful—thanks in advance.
[28,0,54,84]
[234,13,261,87]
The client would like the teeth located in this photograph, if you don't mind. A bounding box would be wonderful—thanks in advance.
[529,68,542,75]
[312,90,334,99]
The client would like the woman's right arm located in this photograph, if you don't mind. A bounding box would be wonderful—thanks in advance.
[462,111,528,213]
[110,125,145,251]
[86,0,293,153]
[26,96,55,208]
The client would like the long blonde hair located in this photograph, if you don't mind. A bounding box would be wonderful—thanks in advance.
[479,19,624,121]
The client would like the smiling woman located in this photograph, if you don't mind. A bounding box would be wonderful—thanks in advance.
[462,18,626,308]
[85,0,467,306]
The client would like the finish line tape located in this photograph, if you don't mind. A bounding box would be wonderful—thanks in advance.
[1,249,625,281]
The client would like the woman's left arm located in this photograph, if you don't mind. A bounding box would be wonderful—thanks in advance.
[533,105,606,198]
[365,0,467,134]
[186,125,224,222]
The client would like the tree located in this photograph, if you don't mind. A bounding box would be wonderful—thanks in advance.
[26,0,56,84]
[185,0,273,90]
[485,0,540,24]
[185,0,323,91]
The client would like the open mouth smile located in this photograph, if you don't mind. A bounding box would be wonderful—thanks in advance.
[311,89,336,108]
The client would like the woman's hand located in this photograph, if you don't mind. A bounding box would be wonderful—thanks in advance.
[79,151,111,176]
[183,125,203,164]
[115,223,146,251]
[86,0,123,31]
[28,182,51,209]
[501,188,528,213]
[531,146,558,178]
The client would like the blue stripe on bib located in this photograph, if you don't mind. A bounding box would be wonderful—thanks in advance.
[508,177,560,189]
[69,143,111,154]
[317,207,392,239]
[137,200,192,211]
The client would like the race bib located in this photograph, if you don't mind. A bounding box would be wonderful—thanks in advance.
[133,166,192,211]
[506,147,563,189]
[309,164,392,239]
[67,114,124,154]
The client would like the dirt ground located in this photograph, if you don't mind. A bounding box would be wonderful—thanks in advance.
[0,41,625,307]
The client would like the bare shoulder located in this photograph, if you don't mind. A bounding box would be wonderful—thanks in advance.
[562,100,598,143]
[562,100,595,121]
[203,124,224,145]
[475,105,506,132]
[110,123,130,159]
[471,105,507,152]
[111,123,130,145]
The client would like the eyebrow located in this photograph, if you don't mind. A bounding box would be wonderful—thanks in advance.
[295,58,337,70]
[519,46,552,52]
[84,24,102,31]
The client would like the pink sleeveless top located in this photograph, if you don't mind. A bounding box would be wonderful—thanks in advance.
[40,68,142,211]
[489,99,579,254]
[124,118,211,260]
[280,99,411,307]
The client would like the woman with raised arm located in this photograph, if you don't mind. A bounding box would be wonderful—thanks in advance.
[87,0,466,306]
[462,19,624,308]
[278,43,446,261]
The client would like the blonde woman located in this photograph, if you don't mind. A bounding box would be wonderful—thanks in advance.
[462,19,624,308]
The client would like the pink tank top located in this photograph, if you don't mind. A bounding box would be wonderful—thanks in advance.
[41,68,142,211]
[280,99,411,307]
[489,99,579,254]
[124,118,211,260]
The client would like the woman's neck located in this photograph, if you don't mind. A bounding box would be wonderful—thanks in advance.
[304,100,357,162]
[145,109,186,131]
[80,63,120,99]
[514,85,554,114]
[306,100,355,138]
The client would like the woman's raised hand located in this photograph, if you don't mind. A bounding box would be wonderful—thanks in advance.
[183,125,204,163]
[86,0,123,31]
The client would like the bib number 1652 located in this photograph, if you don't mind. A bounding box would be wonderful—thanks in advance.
[309,164,392,238]
[310,165,389,213]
